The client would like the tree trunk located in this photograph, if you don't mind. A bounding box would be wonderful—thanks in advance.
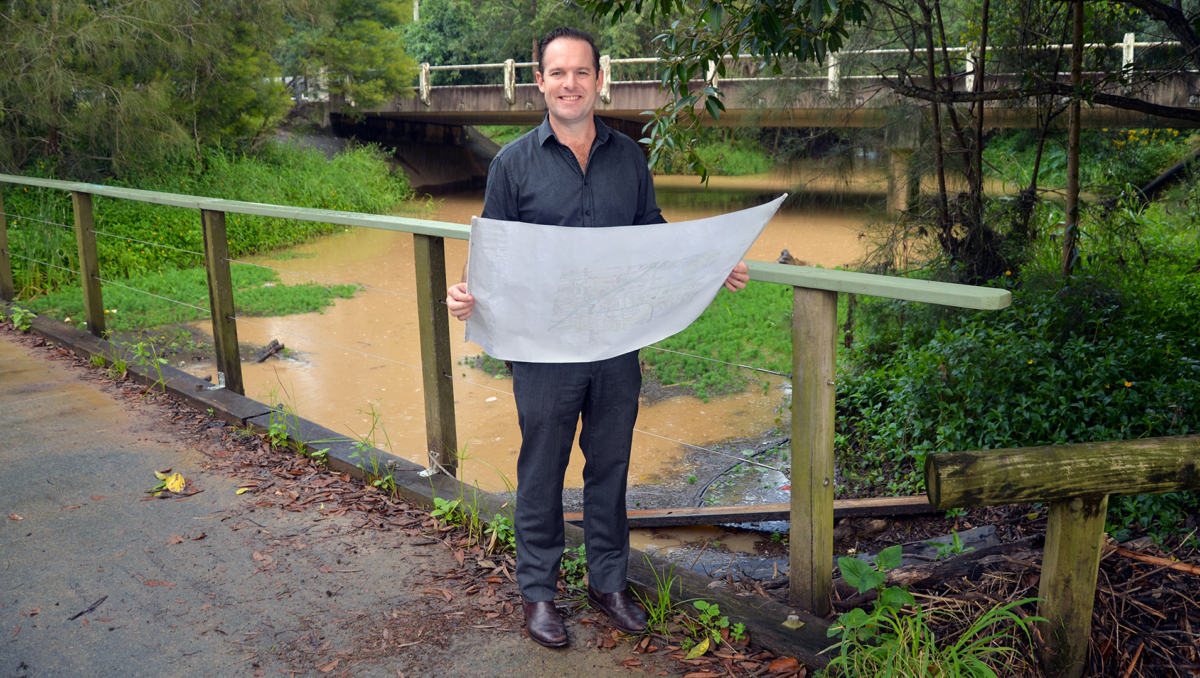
[1062,0,1083,277]
[919,1,951,241]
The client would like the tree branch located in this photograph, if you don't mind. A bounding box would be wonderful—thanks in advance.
[883,78,1200,123]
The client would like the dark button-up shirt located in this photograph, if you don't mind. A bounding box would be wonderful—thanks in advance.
[481,115,665,228]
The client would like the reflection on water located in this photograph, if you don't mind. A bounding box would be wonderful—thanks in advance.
[187,172,873,492]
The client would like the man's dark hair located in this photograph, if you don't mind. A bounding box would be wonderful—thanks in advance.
[536,27,600,74]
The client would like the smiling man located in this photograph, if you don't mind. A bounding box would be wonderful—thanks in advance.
[446,27,750,649]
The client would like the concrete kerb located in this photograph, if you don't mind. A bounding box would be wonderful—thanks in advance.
[3,303,833,667]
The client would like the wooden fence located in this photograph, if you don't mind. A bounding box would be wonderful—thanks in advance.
[0,172,1010,616]
[927,435,1200,677]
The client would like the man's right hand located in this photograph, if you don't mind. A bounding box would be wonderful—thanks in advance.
[447,282,474,321]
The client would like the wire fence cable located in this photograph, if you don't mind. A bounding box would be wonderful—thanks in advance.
[0,212,74,231]
[89,229,208,258]
[4,250,81,275]
[643,345,791,378]
[93,275,211,314]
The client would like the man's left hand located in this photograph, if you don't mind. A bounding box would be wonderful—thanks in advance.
[724,261,750,292]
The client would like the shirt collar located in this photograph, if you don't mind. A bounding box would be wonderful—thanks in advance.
[535,114,612,147]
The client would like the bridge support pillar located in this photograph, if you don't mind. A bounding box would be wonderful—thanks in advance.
[886,147,919,219]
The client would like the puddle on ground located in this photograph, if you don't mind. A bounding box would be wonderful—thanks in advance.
[185,174,871,493]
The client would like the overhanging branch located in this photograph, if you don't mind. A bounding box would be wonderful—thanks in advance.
[884,79,1200,123]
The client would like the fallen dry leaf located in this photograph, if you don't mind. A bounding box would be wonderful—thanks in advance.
[90,496,107,501]
[685,636,710,660]
[454,549,465,567]
[167,535,185,545]
[27,607,40,616]
[8,514,22,521]
[682,672,720,678]
[95,618,112,622]
[252,551,267,562]
[11,626,19,637]
[143,580,176,587]
[319,659,340,673]
[62,505,81,511]
[192,532,206,541]
[318,565,333,573]
[768,657,800,674]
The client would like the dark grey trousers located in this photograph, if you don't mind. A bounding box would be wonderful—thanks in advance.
[510,351,641,602]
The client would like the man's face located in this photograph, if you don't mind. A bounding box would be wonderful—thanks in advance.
[535,38,603,128]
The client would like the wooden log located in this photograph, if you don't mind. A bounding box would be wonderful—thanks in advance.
[251,339,284,363]
[830,534,1045,605]
[925,434,1200,509]
[200,209,245,396]
[71,192,105,338]
[0,184,13,301]
[413,233,458,477]
[790,286,838,616]
[1037,494,1108,678]
[563,495,936,528]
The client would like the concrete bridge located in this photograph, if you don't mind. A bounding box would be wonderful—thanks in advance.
[328,37,1200,193]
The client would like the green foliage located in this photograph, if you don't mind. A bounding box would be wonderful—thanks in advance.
[25,265,356,333]
[691,600,732,644]
[984,128,1195,192]
[460,352,511,378]
[585,0,868,180]
[4,306,37,332]
[6,141,409,301]
[403,0,500,85]
[282,0,418,109]
[430,496,464,524]
[825,544,1041,677]
[925,532,975,561]
[560,545,588,591]
[484,513,515,554]
[635,557,681,636]
[640,280,791,400]
[837,198,1200,496]
[0,0,294,176]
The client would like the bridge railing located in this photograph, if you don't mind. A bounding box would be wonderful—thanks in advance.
[415,32,1184,103]
[0,172,1010,616]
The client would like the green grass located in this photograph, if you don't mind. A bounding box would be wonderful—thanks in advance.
[5,141,413,299]
[25,265,358,333]
[640,281,794,401]
[476,125,536,147]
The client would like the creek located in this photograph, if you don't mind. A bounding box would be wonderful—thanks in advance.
[184,167,874,510]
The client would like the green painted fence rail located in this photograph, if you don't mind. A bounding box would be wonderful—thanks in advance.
[0,172,1011,621]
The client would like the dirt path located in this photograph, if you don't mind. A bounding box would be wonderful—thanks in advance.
[1,327,797,678]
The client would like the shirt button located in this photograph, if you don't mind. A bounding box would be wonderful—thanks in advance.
[585,210,591,215]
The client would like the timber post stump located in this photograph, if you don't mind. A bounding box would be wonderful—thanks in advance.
[71,191,105,338]
[926,434,1200,678]
[413,233,458,477]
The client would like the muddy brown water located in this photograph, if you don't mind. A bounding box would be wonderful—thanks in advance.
[184,173,872,511]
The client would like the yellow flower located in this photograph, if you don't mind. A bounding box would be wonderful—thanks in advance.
[1005,270,1011,275]
[1028,360,1034,364]
[1125,381,1132,387]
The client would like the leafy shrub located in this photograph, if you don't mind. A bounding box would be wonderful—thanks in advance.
[837,189,1200,536]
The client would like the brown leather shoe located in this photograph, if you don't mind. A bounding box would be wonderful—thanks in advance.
[522,600,568,648]
[587,585,648,634]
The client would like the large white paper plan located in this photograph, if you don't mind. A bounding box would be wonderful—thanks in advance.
[464,194,786,363]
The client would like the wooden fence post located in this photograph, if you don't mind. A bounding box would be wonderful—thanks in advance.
[790,286,838,616]
[1037,494,1109,678]
[71,192,105,337]
[200,209,245,396]
[413,233,459,477]
[0,184,13,302]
